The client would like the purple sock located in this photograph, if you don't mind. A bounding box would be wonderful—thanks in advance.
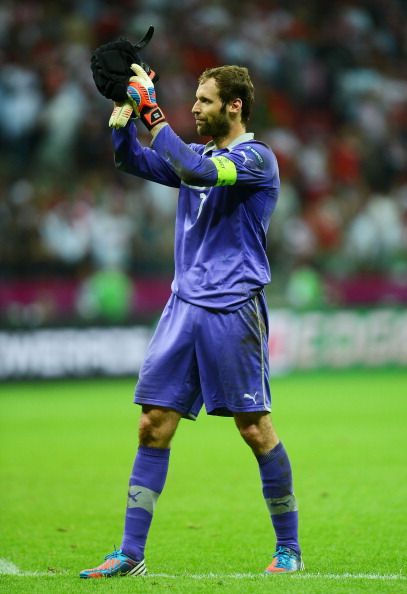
[121,446,170,561]
[257,442,300,554]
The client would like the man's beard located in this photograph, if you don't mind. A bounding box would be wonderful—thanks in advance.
[197,106,230,138]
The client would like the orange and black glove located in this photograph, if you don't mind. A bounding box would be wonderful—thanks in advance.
[109,63,166,131]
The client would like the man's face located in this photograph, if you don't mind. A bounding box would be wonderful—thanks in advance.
[192,78,230,138]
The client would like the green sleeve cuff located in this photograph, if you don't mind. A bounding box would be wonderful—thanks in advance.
[209,156,237,186]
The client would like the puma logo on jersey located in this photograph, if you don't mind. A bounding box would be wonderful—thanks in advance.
[240,151,250,164]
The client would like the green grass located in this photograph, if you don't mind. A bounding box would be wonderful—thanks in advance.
[1,370,406,594]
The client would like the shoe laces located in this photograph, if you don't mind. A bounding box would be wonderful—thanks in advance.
[273,546,296,569]
[104,547,123,561]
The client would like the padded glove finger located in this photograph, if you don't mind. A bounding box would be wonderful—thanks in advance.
[108,101,139,129]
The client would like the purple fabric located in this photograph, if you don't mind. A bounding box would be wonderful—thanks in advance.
[112,123,279,311]
[135,292,271,419]
[257,442,300,554]
[121,446,170,561]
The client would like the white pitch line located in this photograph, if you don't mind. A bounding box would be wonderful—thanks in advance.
[291,573,406,581]
[150,572,405,581]
[0,559,405,582]
[0,559,20,575]
[0,559,57,577]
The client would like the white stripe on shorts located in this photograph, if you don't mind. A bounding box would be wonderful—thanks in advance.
[254,295,267,409]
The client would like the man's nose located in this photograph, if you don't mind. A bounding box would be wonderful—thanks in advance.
[192,101,200,114]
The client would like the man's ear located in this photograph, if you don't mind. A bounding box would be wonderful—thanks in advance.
[229,98,242,115]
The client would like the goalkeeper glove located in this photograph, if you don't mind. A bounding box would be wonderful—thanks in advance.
[126,63,166,131]
[109,101,138,129]
[108,65,165,130]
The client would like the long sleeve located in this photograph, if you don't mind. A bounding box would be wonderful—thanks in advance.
[112,121,181,188]
[151,125,219,187]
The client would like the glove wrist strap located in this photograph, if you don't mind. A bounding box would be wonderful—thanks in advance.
[140,105,166,130]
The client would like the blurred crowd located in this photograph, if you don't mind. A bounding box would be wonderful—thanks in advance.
[0,0,406,323]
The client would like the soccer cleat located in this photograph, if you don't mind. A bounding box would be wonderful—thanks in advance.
[264,545,304,574]
[80,549,146,578]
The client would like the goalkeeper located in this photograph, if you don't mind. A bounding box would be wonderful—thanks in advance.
[81,60,303,577]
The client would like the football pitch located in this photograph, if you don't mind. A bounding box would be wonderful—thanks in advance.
[1,370,406,594]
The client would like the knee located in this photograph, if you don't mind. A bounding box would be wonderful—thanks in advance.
[235,413,279,455]
[138,407,179,448]
[138,415,157,446]
[138,413,165,447]
[238,423,263,450]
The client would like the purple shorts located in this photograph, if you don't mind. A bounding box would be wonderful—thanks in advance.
[135,292,271,419]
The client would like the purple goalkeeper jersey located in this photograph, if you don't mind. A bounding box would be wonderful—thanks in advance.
[112,123,279,311]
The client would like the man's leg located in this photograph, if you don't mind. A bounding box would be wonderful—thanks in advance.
[80,406,181,578]
[234,412,302,573]
[121,406,181,561]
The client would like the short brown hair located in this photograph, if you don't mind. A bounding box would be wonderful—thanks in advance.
[198,65,254,125]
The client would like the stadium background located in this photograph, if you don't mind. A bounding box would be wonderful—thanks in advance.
[0,2,406,591]
[0,0,406,375]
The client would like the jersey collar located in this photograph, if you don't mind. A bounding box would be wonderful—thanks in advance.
[203,132,255,154]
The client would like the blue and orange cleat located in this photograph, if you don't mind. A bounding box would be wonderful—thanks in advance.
[264,545,304,574]
[80,549,146,578]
